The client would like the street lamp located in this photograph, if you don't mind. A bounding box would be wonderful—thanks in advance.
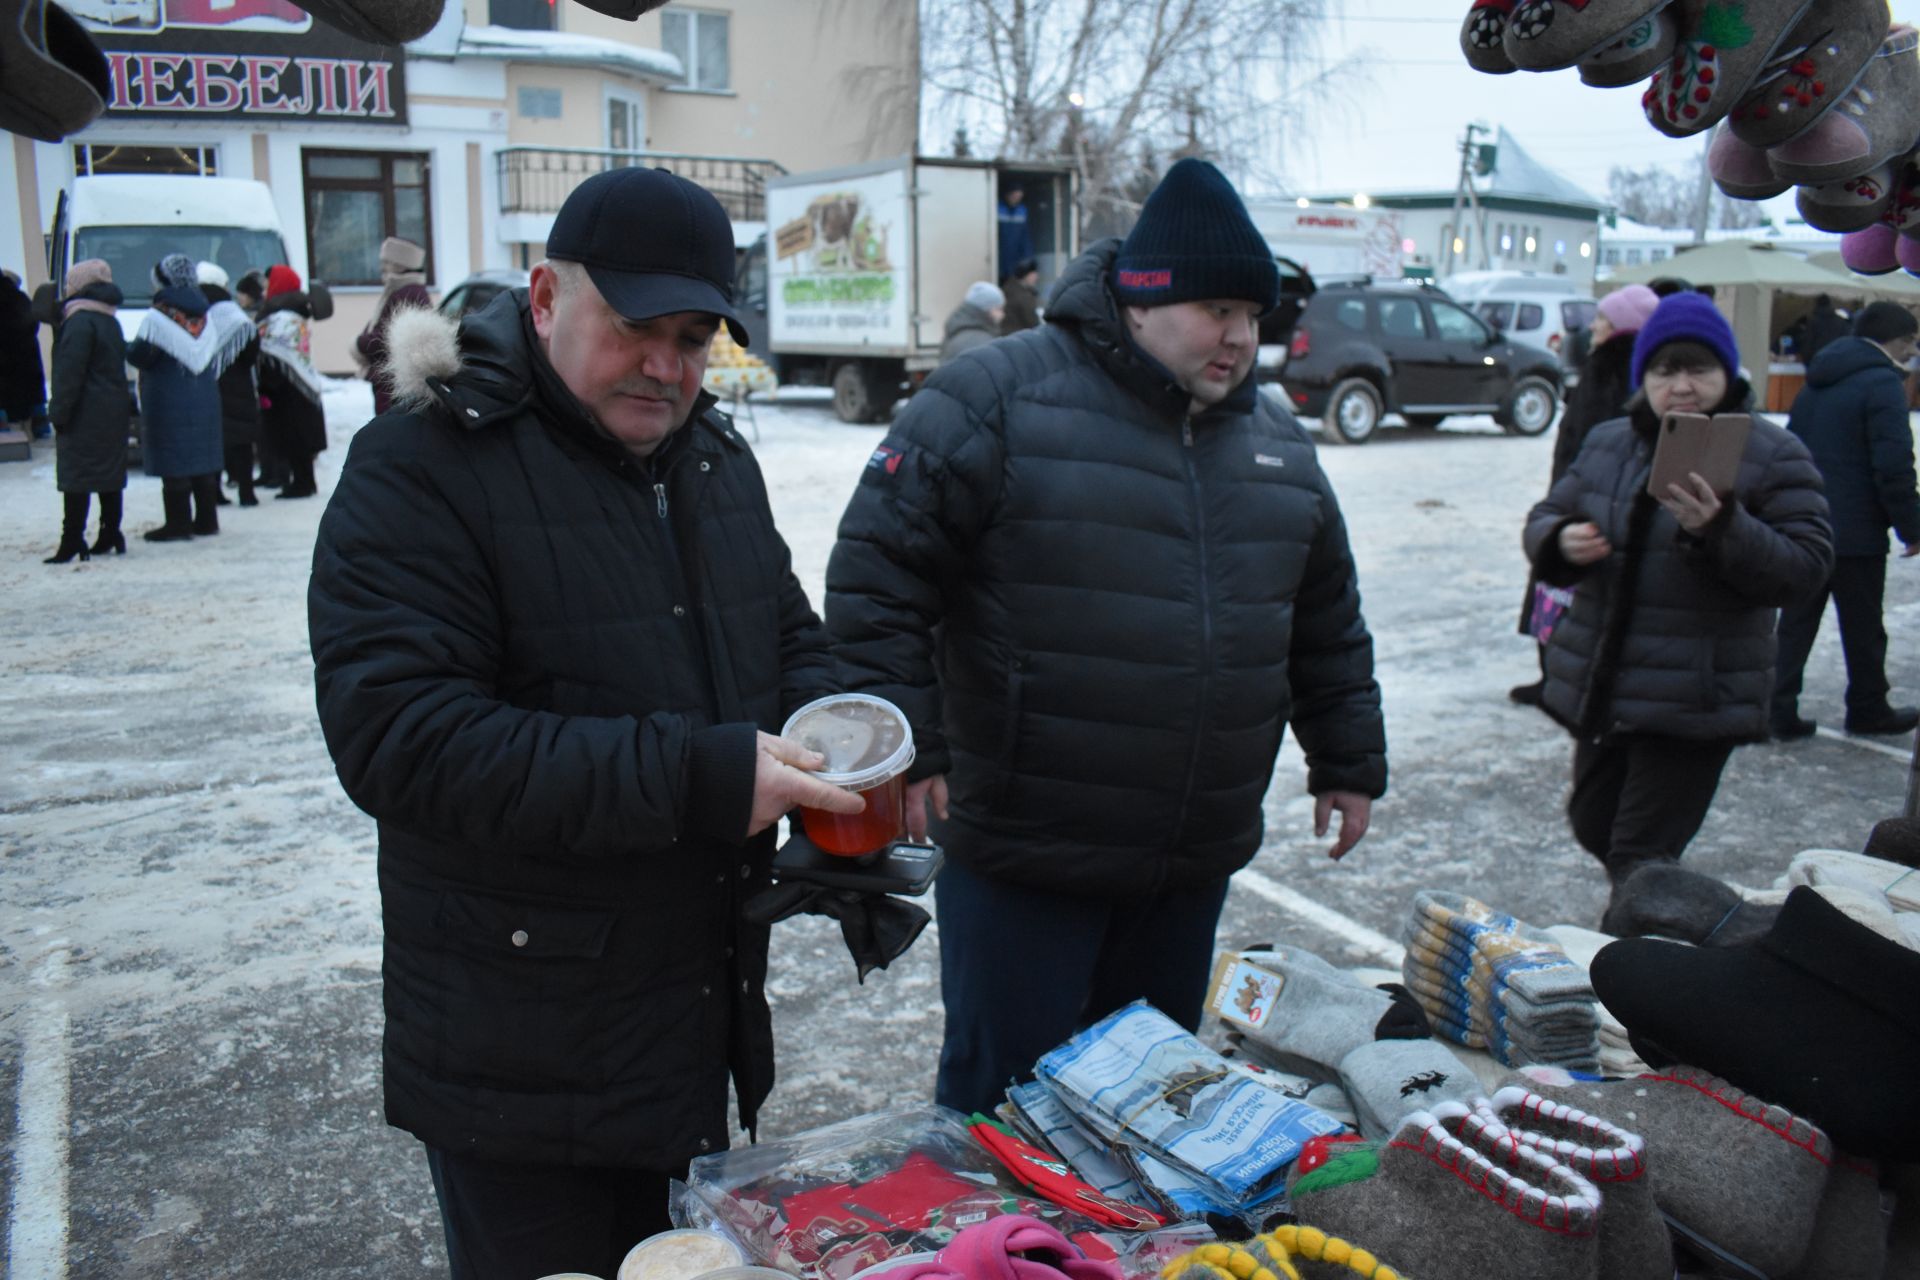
[1353,193,1372,210]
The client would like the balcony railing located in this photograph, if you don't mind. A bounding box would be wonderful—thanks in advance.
[497,147,788,223]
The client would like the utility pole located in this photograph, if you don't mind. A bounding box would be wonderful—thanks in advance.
[1691,124,1716,243]
[1444,122,1492,277]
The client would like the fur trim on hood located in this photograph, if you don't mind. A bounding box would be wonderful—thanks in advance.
[385,304,462,409]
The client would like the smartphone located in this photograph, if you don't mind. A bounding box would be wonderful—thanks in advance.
[1648,412,1750,500]
[770,830,943,896]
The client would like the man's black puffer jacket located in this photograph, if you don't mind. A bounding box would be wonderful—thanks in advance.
[827,240,1386,897]
[309,291,836,1168]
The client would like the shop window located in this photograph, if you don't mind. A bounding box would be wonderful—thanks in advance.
[490,0,555,30]
[662,8,730,92]
[74,143,217,176]
[303,149,433,287]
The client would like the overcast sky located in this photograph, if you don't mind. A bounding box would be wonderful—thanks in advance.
[1296,0,1920,209]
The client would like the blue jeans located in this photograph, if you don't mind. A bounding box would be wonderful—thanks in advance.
[932,858,1230,1115]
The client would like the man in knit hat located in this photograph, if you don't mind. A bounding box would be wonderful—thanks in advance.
[827,157,1388,1115]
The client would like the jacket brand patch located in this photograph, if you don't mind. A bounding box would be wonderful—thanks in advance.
[1117,269,1173,289]
[1253,453,1286,468]
[867,444,905,475]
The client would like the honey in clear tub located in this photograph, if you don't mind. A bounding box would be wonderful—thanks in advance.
[616,1229,746,1280]
[780,694,916,857]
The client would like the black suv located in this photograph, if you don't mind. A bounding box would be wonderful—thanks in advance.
[1259,276,1564,445]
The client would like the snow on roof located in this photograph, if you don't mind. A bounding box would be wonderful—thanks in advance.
[1477,128,1609,211]
[453,24,683,83]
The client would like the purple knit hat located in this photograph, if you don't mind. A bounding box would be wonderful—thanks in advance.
[1597,283,1659,335]
[1630,292,1740,388]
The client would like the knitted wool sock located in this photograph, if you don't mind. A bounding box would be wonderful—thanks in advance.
[1285,1106,1602,1280]
[1480,1087,1673,1280]
[1337,1038,1483,1139]
[1251,1225,1410,1280]
[1502,1065,1833,1278]
[1232,946,1429,1081]
[1159,1239,1300,1280]
[1784,1155,1888,1280]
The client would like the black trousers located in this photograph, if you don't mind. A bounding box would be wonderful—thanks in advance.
[1569,735,1736,878]
[424,1146,681,1280]
[932,856,1230,1116]
[1772,554,1893,718]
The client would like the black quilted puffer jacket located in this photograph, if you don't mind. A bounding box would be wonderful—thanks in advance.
[1525,389,1832,744]
[826,240,1387,896]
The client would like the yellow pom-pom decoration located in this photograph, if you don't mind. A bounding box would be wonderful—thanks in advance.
[1200,1245,1231,1265]
[1322,1239,1351,1266]
[1347,1250,1376,1273]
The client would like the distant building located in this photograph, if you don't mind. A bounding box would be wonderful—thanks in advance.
[1314,129,1610,291]
[3,0,918,372]
[1594,217,1839,280]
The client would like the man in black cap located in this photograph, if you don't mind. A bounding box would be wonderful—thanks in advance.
[826,158,1388,1114]
[308,167,861,1280]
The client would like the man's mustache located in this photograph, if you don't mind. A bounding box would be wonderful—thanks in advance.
[616,377,682,403]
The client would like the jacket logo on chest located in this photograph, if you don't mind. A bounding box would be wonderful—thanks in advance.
[1252,453,1286,469]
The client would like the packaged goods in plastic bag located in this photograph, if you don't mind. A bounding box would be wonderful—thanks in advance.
[1035,1001,1345,1210]
[679,1105,1211,1280]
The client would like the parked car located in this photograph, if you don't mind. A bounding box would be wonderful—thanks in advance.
[1471,293,1597,375]
[1261,278,1564,445]
[437,268,528,320]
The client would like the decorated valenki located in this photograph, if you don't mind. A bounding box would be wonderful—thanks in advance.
[1576,8,1680,87]
[1284,1105,1603,1280]
[1461,0,1520,73]
[1504,0,1673,71]
[1768,24,1920,185]
[1505,1065,1833,1278]
[1728,0,1893,148]
[1644,0,1805,137]
[1251,1226,1410,1280]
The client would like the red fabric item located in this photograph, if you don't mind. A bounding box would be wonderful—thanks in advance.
[967,1116,1163,1230]
[266,265,302,298]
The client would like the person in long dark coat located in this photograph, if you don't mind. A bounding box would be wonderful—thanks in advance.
[126,255,252,540]
[353,236,433,417]
[44,259,131,562]
[1000,258,1041,333]
[1511,284,1661,704]
[197,262,262,506]
[0,268,49,437]
[257,264,327,500]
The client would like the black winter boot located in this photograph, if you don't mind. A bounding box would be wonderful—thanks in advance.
[45,492,91,563]
[89,492,125,555]
[190,473,221,534]
[144,487,195,542]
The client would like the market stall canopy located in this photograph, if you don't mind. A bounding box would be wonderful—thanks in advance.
[1804,251,1920,300]
[1598,240,1851,294]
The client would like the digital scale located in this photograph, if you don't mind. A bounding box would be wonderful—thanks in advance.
[769,829,943,897]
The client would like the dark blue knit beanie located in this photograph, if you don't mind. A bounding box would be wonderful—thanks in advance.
[1630,292,1740,388]
[1111,158,1278,314]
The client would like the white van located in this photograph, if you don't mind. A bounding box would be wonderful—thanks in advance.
[1442,272,1595,377]
[47,175,301,345]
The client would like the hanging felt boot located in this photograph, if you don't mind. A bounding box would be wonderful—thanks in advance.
[89,491,125,556]
[0,0,110,143]
[190,473,221,534]
[144,485,195,542]
[1768,25,1920,186]
[1710,127,1793,198]
[1578,5,1680,87]
[1728,0,1892,149]
[44,491,91,564]
[1506,0,1673,72]
[1644,0,1824,138]
[1795,162,1897,232]
[1463,0,1522,73]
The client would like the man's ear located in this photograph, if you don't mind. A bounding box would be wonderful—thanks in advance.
[528,264,559,339]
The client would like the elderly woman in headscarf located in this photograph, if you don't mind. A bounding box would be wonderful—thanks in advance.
[196,260,263,506]
[125,253,253,541]
[256,264,328,499]
[352,236,431,417]
[44,259,131,563]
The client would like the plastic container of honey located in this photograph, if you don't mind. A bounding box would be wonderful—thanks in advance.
[780,693,916,857]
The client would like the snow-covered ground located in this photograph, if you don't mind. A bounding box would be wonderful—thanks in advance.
[2,381,1913,1276]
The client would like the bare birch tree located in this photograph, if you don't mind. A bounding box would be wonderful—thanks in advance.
[920,0,1363,235]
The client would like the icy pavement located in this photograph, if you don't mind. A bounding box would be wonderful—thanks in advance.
[1,382,1913,1277]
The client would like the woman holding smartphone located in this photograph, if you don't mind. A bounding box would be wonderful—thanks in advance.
[1523,293,1833,909]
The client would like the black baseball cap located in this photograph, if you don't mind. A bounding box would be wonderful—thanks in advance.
[546,167,750,346]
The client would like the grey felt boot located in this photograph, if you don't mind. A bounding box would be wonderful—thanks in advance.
[0,0,109,143]
[1728,0,1892,148]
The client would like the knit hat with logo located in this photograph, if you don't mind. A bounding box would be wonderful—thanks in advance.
[1111,158,1278,314]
